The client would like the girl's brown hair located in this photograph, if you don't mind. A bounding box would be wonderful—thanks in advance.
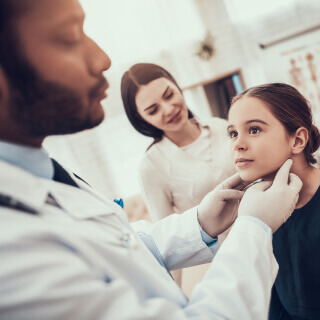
[230,83,320,164]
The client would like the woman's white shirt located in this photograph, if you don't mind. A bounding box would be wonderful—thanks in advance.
[139,117,235,221]
[181,127,212,163]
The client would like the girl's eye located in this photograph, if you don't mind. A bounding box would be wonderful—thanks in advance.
[227,130,238,139]
[249,126,261,135]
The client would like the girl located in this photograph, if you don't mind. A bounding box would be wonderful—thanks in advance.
[121,63,235,291]
[228,83,320,320]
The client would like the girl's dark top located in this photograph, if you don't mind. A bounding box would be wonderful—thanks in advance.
[269,185,320,320]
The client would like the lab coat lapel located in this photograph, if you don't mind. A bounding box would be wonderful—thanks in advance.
[0,160,49,212]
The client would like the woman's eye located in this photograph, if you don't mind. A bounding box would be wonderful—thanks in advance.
[166,92,173,99]
[249,126,261,134]
[227,131,237,138]
[149,107,158,115]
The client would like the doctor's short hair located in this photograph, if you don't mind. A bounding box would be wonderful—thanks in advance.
[121,63,194,144]
[230,83,320,164]
[0,0,33,81]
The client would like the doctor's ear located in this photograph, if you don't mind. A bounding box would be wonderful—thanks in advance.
[291,127,308,155]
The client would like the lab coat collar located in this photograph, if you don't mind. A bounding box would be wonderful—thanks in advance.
[0,160,49,212]
[0,140,54,180]
[0,160,125,219]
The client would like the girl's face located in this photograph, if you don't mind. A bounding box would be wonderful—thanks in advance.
[135,77,189,133]
[228,96,294,182]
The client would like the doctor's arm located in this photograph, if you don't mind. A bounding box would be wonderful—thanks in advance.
[0,223,272,320]
[0,217,279,320]
[132,172,246,270]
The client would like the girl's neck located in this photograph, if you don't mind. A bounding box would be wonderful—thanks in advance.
[165,120,201,147]
[263,156,320,209]
[290,157,320,209]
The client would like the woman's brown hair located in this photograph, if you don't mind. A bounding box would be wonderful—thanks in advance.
[121,63,193,146]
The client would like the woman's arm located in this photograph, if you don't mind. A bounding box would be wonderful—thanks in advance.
[139,158,174,221]
[139,157,184,284]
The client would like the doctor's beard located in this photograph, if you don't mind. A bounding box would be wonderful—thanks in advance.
[6,52,103,137]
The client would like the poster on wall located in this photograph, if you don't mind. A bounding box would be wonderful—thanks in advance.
[283,42,320,124]
[260,29,320,127]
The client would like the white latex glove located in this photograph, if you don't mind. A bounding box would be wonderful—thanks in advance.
[198,173,246,237]
[238,159,302,233]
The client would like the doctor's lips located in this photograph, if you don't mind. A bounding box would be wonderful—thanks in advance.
[90,77,109,101]
[235,158,254,168]
[167,110,182,124]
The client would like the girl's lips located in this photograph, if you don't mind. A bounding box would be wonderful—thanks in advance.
[235,160,254,168]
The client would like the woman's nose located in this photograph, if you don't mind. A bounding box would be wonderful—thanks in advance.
[163,104,175,117]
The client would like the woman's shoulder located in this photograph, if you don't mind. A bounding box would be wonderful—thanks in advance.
[199,116,228,129]
[199,117,229,139]
[140,141,168,172]
[142,141,163,159]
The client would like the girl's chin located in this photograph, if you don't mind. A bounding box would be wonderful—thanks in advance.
[239,170,276,183]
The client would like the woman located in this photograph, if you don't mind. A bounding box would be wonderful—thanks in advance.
[121,63,235,291]
[228,83,320,320]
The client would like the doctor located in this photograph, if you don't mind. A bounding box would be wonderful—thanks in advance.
[0,1,302,319]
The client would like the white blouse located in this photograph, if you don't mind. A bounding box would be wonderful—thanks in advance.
[181,127,212,163]
[139,117,236,221]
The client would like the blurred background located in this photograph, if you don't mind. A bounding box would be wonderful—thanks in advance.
[44,0,320,221]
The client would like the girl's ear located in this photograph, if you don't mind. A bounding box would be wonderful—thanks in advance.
[291,127,308,155]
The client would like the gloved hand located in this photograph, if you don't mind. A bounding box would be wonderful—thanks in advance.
[197,173,246,237]
[238,159,302,233]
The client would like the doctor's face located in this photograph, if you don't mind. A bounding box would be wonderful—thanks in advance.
[135,77,189,134]
[228,97,294,182]
[1,0,111,143]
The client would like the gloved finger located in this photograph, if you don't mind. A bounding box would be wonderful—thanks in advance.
[234,180,250,191]
[292,193,299,207]
[282,195,297,223]
[219,173,243,190]
[218,189,244,200]
[246,180,272,192]
[288,173,303,193]
[272,159,293,187]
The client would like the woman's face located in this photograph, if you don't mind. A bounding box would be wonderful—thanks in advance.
[135,77,189,133]
[228,96,294,182]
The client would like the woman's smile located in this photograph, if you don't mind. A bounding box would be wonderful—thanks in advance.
[167,110,182,124]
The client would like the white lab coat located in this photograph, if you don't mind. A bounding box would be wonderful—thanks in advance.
[0,160,278,320]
